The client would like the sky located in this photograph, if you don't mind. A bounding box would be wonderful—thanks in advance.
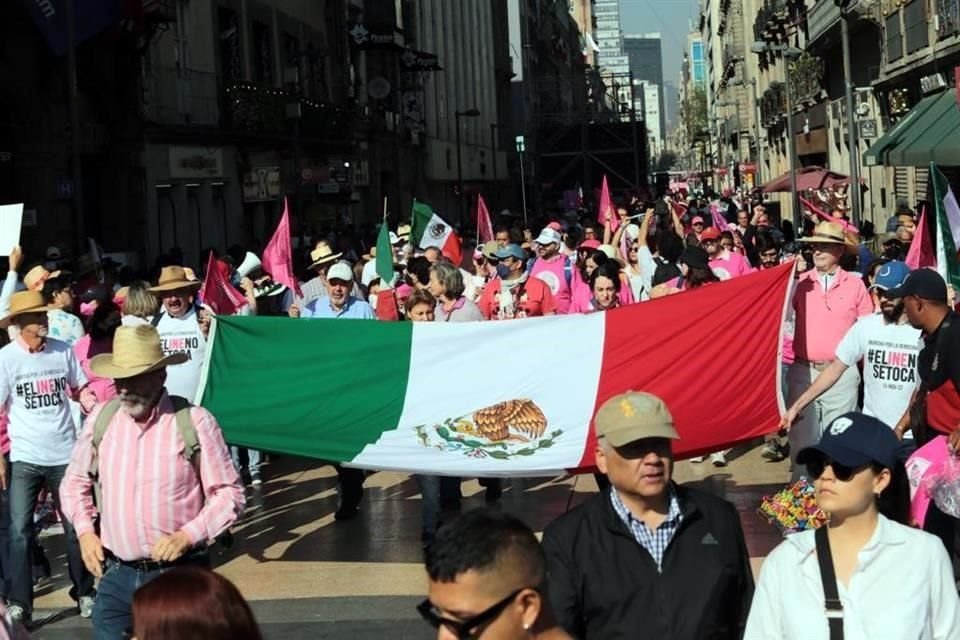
[618,0,700,86]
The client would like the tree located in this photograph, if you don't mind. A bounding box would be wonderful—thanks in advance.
[655,151,678,172]
[682,85,708,141]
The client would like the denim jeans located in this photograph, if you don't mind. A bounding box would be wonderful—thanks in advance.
[9,461,94,615]
[416,475,441,542]
[0,453,9,600]
[93,554,209,640]
[230,447,262,477]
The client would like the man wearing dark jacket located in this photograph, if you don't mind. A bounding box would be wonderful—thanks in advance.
[542,391,753,640]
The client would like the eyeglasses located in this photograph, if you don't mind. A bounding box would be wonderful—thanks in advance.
[417,588,526,639]
[629,245,639,252]
[806,456,868,482]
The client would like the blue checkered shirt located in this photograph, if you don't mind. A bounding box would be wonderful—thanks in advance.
[609,485,683,572]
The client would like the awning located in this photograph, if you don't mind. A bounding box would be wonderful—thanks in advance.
[864,90,960,167]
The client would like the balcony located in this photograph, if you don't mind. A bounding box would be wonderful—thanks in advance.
[754,0,804,44]
[760,83,787,128]
[807,0,841,46]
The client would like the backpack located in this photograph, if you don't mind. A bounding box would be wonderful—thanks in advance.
[88,396,200,508]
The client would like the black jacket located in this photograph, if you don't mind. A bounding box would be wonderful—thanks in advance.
[542,484,754,640]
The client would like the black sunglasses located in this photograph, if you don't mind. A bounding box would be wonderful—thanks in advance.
[417,588,525,639]
[806,455,868,482]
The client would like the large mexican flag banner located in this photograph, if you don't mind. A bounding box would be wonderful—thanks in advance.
[198,262,795,476]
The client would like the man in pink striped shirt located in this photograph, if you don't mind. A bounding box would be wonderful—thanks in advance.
[60,325,244,640]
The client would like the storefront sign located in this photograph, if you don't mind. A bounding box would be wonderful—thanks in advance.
[921,72,947,95]
[859,119,878,139]
[739,163,757,174]
[713,167,729,176]
[242,167,281,202]
[169,146,224,179]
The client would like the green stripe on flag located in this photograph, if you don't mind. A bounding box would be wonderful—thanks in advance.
[931,164,960,290]
[199,316,412,460]
[375,221,395,285]
[410,200,434,247]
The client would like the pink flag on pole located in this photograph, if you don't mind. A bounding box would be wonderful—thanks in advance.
[200,252,247,316]
[262,198,303,298]
[709,202,731,233]
[476,194,494,243]
[906,206,936,270]
[597,175,619,232]
[798,196,860,234]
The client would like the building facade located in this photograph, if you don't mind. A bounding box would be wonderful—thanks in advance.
[624,33,667,142]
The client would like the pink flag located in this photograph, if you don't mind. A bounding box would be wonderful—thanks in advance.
[597,175,619,232]
[709,203,731,234]
[799,196,859,234]
[906,205,936,270]
[200,252,247,316]
[262,199,302,298]
[476,194,494,243]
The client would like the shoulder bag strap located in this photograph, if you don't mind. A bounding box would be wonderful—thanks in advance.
[814,526,844,640]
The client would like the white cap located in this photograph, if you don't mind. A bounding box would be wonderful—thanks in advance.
[624,224,640,241]
[389,232,401,245]
[535,228,562,246]
[326,262,354,283]
[597,244,617,260]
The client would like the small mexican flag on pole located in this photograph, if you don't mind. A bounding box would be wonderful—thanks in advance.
[930,163,960,291]
[410,200,462,265]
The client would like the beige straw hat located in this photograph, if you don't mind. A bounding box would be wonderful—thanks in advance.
[0,291,56,328]
[148,266,202,294]
[90,325,188,379]
[307,243,343,270]
[23,265,62,291]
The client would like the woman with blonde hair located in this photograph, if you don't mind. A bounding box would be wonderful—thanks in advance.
[120,281,159,325]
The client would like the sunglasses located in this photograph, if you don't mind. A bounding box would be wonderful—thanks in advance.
[418,589,525,639]
[806,455,869,482]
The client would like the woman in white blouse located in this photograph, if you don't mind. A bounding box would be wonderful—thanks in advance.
[745,412,960,640]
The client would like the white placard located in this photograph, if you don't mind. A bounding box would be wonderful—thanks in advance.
[0,204,23,256]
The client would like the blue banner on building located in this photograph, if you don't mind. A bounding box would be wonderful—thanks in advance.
[21,0,121,56]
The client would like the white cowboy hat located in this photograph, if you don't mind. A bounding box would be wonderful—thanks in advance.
[148,266,202,294]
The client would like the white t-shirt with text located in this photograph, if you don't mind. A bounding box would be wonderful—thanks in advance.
[834,313,921,431]
[0,338,87,465]
[153,308,207,402]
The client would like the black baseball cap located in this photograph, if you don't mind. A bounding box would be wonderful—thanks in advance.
[796,412,899,471]
[885,268,948,302]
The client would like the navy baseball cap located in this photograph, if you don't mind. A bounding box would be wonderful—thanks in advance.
[885,268,948,302]
[796,412,899,471]
[494,244,526,261]
[870,260,911,291]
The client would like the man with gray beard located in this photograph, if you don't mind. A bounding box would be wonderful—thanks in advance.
[781,261,922,457]
[59,324,244,640]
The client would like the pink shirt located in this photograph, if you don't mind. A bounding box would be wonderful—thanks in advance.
[709,252,753,280]
[73,334,117,404]
[530,255,572,313]
[792,268,873,362]
[59,393,245,561]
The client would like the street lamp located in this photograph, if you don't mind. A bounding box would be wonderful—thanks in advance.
[727,77,763,185]
[455,108,481,227]
[837,0,861,227]
[515,135,528,225]
[751,42,802,230]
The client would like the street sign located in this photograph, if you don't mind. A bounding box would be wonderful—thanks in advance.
[55,178,74,199]
[515,135,525,152]
[859,119,877,139]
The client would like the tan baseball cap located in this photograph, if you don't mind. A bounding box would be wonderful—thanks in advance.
[595,391,679,447]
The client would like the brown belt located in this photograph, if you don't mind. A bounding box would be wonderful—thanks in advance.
[796,359,832,372]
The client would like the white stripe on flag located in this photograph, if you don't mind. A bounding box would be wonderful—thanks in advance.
[350,313,606,476]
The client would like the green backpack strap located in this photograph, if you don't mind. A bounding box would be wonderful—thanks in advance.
[168,395,201,468]
[89,399,123,508]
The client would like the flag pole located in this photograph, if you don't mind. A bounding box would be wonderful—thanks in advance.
[476,194,480,246]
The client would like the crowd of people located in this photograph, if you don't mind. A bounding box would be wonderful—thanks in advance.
[0,186,956,638]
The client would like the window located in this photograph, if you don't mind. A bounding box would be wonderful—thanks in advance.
[904,0,929,54]
[885,12,903,62]
[218,7,242,82]
[252,21,273,85]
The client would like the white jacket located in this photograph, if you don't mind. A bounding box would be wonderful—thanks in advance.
[745,514,960,640]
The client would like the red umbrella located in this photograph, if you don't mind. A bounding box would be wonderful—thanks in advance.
[760,166,864,193]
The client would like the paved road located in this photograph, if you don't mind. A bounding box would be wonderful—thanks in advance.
[30,443,791,639]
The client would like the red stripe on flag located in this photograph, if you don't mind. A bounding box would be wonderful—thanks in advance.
[576,262,794,469]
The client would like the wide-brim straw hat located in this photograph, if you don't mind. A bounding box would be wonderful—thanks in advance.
[799,221,859,255]
[0,291,57,328]
[90,325,188,379]
[23,265,62,291]
[307,243,343,270]
[148,266,202,294]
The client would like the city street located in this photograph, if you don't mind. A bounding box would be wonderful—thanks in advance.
[30,443,789,639]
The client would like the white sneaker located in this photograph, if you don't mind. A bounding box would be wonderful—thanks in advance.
[711,451,728,467]
[79,595,96,619]
[689,456,705,463]
[7,604,26,625]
